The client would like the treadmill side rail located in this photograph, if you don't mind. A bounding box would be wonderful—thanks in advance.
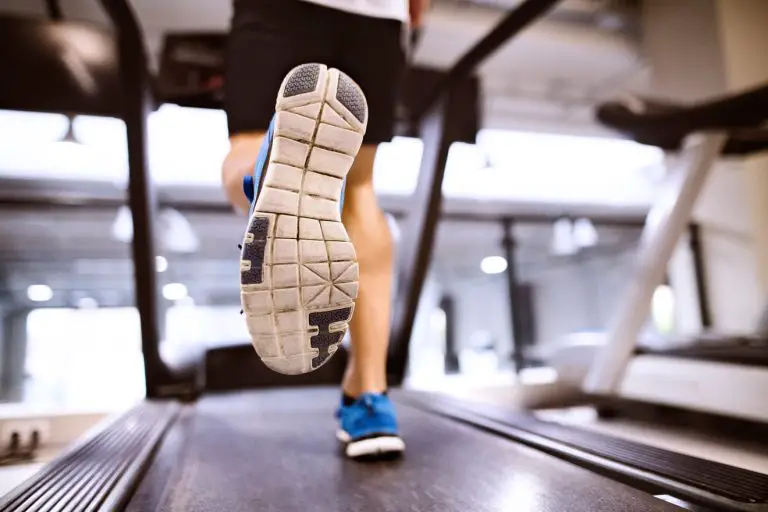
[583,132,728,394]
[0,401,179,512]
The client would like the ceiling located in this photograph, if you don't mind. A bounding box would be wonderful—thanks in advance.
[0,0,648,135]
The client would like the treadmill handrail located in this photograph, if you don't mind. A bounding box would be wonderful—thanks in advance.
[597,83,768,138]
[583,132,728,394]
[98,0,184,397]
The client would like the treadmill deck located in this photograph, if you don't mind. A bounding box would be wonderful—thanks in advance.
[128,388,678,512]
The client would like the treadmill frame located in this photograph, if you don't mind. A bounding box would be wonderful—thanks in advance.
[583,129,768,422]
[584,132,728,393]
[98,0,190,399]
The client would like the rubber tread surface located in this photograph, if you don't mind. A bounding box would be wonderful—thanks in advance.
[149,388,678,512]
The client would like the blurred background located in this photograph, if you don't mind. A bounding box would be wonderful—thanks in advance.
[0,0,763,415]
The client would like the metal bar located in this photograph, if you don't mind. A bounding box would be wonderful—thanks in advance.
[412,0,561,121]
[583,132,728,395]
[688,222,712,329]
[388,101,455,384]
[99,0,167,398]
[757,299,768,335]
[502,218,526,373]
[45,0,63,20]
[440,295,459,374]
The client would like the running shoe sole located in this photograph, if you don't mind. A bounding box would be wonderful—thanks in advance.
[336,430,406,459]
[240,63,366,375]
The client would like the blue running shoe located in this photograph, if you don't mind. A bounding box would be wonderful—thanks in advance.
[336,393,405,459]
[239,63,366,375]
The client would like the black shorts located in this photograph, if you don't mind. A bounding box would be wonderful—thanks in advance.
[225,0,406,144]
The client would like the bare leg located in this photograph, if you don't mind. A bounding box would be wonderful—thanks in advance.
[221,132,266,215]
[341,145,392,396]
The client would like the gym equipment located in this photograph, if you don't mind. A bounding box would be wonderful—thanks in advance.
[575,87,768,422]
[3,0,768,511]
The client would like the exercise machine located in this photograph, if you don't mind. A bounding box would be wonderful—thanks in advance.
[571,85,768,423]
[2,0,768,510]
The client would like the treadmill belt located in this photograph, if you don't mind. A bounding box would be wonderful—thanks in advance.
[142,388,678,512]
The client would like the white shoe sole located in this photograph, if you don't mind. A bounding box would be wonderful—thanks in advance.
[240,63,367,375]
[336,430,406,459]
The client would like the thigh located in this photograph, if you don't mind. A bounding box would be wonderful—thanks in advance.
[335,14,407,145]
[224,0,338,136]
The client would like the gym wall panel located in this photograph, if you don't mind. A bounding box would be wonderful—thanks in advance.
[642,0,766,331]
[716,0,768,298]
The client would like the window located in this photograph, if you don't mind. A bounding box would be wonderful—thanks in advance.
[24,308,145,410]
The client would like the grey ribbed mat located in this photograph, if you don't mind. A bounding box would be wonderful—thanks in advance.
[143,388,677,512]
[0,401,178,512]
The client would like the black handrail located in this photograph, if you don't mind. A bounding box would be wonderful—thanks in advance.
[44,0,63,20]
[596,84,768,156]
[98,0,170,398]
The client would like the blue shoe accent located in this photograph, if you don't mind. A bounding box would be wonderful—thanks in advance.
[336,393,400,441]
[243,115,276,215]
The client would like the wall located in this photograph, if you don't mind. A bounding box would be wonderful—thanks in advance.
[426,246,639,368]
[716,0,768,298]
[525,249,639,348]
[441,274,513,357]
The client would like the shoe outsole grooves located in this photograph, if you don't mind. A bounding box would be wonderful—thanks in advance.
[240,63,367,375]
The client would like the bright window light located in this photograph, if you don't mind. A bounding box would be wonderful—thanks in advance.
[652,284,675,334]
[480,256,508,275]
[0,110,666,205]
[373,136,423,195]
[27,284,53,302]
[162,283,188,301]
[156,255,168,273]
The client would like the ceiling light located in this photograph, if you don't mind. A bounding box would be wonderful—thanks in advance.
[77,297,99,309]
[573,218,598,248]
[481,256,508,275]
[160,208,200,254]
[156,255,168,273]
[111,205,133,243]
[27,284,53,302]
[551,217,577,256]
[162,282,188,301]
